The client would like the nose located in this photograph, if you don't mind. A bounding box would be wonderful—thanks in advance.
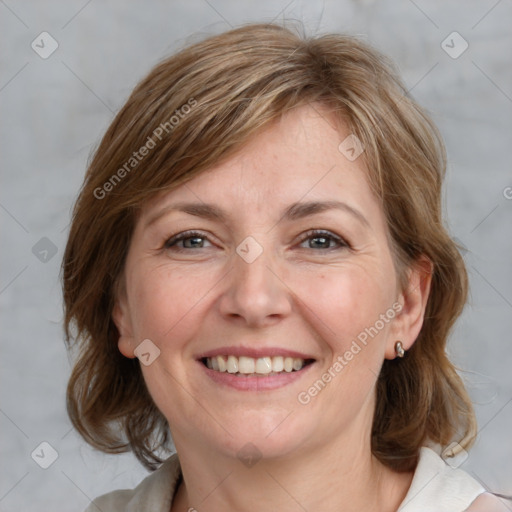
[218,244,293,328]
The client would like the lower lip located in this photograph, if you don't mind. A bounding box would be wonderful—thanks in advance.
[198,360,315,391]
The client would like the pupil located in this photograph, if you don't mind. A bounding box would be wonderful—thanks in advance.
[312,236,329,248]
[186,237,203,248]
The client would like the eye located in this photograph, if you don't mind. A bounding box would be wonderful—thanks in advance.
[164,230,213,250]
[297,229,349,250]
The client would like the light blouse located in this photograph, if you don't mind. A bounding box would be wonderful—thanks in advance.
[84,446,486,512]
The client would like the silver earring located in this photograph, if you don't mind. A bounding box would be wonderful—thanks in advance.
[395,341,405,358]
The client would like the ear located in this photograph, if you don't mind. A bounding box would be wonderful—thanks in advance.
[385,256,433,359]
[112,285,136,359]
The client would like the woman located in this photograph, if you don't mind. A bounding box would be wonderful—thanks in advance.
[62,23,505,511]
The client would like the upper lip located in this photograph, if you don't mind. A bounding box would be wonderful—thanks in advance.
[197,346,316,360]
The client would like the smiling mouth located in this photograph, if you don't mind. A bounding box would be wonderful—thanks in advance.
[201,355,315,377]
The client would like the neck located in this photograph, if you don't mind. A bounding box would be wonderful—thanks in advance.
[171,430,413,512]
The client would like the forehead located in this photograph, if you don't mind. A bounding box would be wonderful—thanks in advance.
[140,104,381,225]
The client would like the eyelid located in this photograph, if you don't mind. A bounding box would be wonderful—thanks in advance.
[163,229,214,249]
[295,229,350,249]
[163,228,350,251]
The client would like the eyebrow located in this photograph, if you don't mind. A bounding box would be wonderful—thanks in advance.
[145,200,370,228]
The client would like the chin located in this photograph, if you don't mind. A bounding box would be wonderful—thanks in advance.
[205,408,313,462]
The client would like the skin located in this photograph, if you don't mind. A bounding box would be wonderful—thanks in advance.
[465,493,509,511]
[113,104,433,512]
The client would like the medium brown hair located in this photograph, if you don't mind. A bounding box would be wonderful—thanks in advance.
[62,23,476,471]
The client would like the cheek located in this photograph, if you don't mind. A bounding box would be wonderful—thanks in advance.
[294,264,395,417]
[127,265,213,415]
[295,262,395,357]
[127,264,208,344]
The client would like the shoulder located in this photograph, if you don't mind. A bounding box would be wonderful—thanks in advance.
[83,453,182,512]
[399,446,486,511]
[465,492,509,511]
[83,488,135,512]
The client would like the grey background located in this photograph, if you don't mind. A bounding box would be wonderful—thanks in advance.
[1,1,511,510]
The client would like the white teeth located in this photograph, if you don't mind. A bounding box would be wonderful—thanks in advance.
[272,356,284,372]
[238,356,255,374]
[226,355,238,373]
[217,356,226,372]
[255,357,272,374]
[204,355,309,375]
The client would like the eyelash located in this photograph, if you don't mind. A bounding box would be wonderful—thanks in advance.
[164,230,212,251]
[163,229,349,252]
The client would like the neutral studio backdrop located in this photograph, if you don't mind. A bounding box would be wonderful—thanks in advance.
[1,1,511,510]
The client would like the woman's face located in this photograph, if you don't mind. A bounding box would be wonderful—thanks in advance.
[114,104,426,461]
